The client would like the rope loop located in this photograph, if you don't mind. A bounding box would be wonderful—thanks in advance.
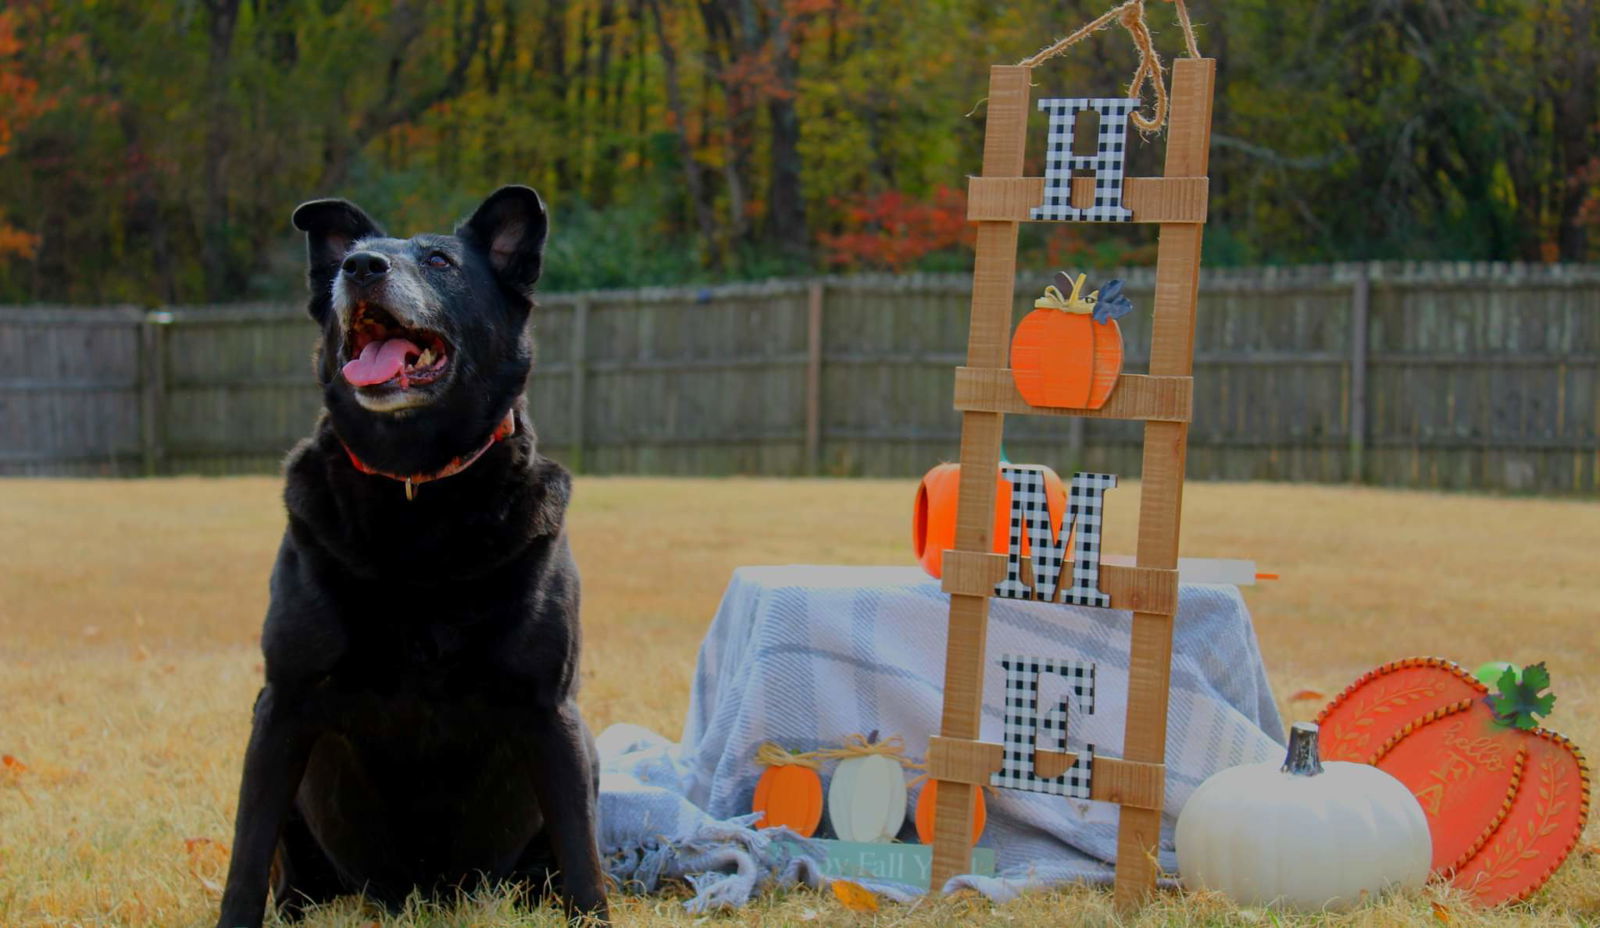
[1018,0,1203,135]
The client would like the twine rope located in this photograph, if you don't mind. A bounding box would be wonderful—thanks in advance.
[754,741,822,770]
[1018,0,1203,134]
[816,732,918,768]
[1173,0,1202,59]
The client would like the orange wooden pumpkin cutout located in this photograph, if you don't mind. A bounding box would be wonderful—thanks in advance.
[1317,658,1591,906]
[751,743,825,837]
[912,462,1067,578]
[1011,273,1128,410]
[913,780,987,844]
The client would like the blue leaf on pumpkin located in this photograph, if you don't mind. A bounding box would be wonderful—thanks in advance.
[1091,279,1134,324]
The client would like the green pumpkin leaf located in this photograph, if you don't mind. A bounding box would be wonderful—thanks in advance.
[1488,661,1555,730]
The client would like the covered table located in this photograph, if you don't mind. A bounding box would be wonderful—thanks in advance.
[674,565,1284,886]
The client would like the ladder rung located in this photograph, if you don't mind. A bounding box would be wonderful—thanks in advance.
[1090,757,1165,809]
[940,551,1178,616]
[968,176,1208,224]
[954,367,1192,422]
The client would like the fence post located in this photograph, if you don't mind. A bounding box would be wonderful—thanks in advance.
[805,280,825,476]
[140,310,171,476]
[569,299,589,474]
[1348,266,1370,484]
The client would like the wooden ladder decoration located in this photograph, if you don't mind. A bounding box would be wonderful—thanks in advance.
[926,57,1215,907]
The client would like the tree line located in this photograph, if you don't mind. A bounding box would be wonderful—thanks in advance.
[0,0,1595,303]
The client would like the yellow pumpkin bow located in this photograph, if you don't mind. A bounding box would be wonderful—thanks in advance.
[754,741,822,770]
[1035,272,1096,314]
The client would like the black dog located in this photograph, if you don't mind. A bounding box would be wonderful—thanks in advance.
[214,187,609,927]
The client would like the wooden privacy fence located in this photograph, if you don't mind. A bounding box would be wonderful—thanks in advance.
[3,262,1599,492]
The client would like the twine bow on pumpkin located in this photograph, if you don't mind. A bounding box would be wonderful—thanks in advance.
[1037,272,1135,325]
[815,731,918,769]
[1034,281,1091,314]
[753,741,823,770]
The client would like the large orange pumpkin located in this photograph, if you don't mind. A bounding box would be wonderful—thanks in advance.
[1317,657,1591,906]
[912,462,1067,578]
[913,780,987,844]
[751,750,824,837]
[1010,273,1128,410]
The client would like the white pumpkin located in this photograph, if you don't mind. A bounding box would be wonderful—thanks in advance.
[827,753,907,843]
[1176,722,1431,911]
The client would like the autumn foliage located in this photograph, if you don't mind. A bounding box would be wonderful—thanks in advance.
[0,0,1596,301]
[818,186,970,271]
[0,9,47,259]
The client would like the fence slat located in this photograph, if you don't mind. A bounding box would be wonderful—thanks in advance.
[139,315,168,476]
[569,299,589,474]
[1349,268,1370,483]
[805,282,825,476]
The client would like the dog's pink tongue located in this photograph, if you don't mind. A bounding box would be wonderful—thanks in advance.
[342,338,420,386]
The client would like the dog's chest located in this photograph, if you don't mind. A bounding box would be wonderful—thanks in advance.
[310,610,522,744]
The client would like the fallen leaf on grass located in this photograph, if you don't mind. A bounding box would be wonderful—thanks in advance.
[185,837,230,895]
[831,879,879,912]
[1,754,26,787]
[1289,689,1325,702]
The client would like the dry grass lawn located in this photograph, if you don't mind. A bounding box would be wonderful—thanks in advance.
[1,476,1598,927]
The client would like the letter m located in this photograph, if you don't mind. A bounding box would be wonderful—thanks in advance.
[994,467,1116,608]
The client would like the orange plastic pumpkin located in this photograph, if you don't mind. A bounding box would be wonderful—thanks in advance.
[913,780,987,844]
[752,759,824,837]
[1317,657,1591,906]
[912,462,1067,579]
[1010,273,1126,410]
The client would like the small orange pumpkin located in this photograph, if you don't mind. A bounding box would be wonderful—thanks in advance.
[751,743,824,837]
[1010,272,1129,410]
[913,780,987,844]
[912,462,1067,578]
[1317,658,1591,906]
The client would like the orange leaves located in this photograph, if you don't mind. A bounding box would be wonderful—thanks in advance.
[721,49,794,105]
[818,186,971,271]
[1,751,84,791]
[829,879,879,912]
[0,9,50,160]
[184,837,230,896]
[0,8,48,260]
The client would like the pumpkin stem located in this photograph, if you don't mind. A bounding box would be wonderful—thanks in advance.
[1281,721,1324,777]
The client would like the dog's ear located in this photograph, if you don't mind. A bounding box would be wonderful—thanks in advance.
[291,199,383,317]
[458,186,548,298]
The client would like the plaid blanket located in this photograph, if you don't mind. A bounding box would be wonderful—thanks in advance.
[598,565,1283,908]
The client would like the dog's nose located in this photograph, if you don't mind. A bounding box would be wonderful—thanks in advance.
[341,251,390,285]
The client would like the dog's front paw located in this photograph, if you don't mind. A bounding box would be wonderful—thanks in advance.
[566,892,611,925]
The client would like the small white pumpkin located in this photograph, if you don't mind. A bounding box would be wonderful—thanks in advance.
[1176,722,1431,911]
[827,750,908,843]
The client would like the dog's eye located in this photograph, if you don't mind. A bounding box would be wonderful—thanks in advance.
[424,252,452,269]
